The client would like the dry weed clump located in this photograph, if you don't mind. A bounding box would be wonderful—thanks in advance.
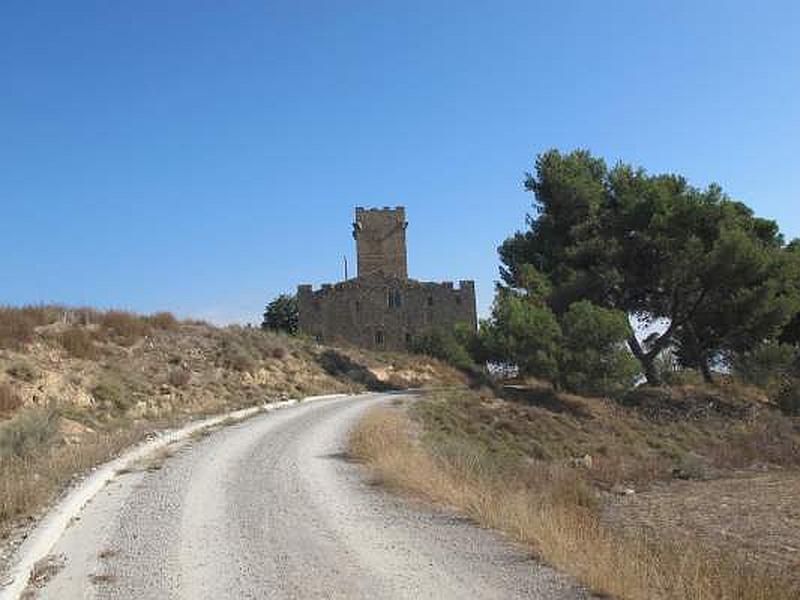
[58,327,98,360]
[6,361,38,383]
[349,406,797,600]
[0,305,59,349]
[0,421,146,533]
[167,368,191,388]
[99,311,152,346]
[145,312,179,331]
[0,383,24,413]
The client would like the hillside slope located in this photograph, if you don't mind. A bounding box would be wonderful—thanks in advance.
[0,306,466,545]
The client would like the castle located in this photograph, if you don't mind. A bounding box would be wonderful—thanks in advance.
[297,207,477,351]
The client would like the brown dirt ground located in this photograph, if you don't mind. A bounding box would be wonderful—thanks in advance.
[603,470,800,582]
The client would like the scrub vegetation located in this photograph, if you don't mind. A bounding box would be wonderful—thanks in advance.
[0,305,464,543]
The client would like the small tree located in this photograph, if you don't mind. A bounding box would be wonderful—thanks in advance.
[479,293,562,382]
[559,300,640,395]
[410,327,474,371]
[261,294,298,335]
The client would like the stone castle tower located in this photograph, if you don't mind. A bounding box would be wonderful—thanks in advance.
[353,207,408,279]
[297,206,476,351]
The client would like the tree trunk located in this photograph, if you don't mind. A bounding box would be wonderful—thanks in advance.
[700,358,714,384]
[641,355,662,387]
[628,335,663,386]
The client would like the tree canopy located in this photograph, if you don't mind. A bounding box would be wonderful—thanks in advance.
[261,294,298,335]
[498,149,800,385]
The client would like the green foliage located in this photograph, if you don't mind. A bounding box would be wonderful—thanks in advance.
[559,301,640,395]
[410,327,474,371]
[775,378,800,415]
[498,149,800,385]
[479,293,562,382]
[261,294,299,335]
[734,342,797,388]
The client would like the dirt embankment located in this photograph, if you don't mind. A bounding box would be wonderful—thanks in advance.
[0,305,466,543]
[350,385,800,600]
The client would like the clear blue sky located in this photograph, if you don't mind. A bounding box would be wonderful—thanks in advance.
[2,1,798,323]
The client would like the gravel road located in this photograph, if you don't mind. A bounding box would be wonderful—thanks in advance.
[30,393,586,599]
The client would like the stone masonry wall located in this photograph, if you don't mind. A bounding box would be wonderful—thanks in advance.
[353,206,408,279]
[297,277,477,351]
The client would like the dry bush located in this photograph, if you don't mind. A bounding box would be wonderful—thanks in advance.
[350,407,797,600]
[705,417,800,469]
[220,341,258,373]
[0,305,56,349]
[167,368,191,388]
[0,424,145,533]
[0,406,60,458]
[58,327,98,359]
[99,311,151,346]
[146,312,179,331]
[0,383,23,413]
[6,361,38,383]
[91,379,131,412]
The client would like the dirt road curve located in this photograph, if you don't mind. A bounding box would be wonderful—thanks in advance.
[30,393,585,599]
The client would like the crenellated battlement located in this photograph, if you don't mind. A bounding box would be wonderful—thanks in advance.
[297,207,476,350]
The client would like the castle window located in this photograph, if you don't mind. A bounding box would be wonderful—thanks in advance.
[427,295,434,307]
[455,295,462,305]
[388,290,402,308]
[405,333,412,347]
[375,330,384,346]
[355,300,361,313]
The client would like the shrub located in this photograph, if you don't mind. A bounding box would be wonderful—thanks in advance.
[261,294,298,335]
[58,327,97,359]
[220,341,258,373]
[0,406,60,458]
[479,294,562,381]
[775,377,800,415]
[0,306,56,349]
[734,342,797,388]
[0,384,23,413]
[6,361,38,383]
[92,380,130,412]
[410,328,474,371]
[99,311,151,346]
[317,349,389,391]
[146,312,179,331]
[167,368,191,388]
[559,301,640,395]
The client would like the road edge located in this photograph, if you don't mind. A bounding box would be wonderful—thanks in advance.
[0,392,354,600]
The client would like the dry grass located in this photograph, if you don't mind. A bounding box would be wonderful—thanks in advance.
[0,383,24,413]
[58,327,97,359]
[416,388,800,490]
[349,406,797,600]
[144,312,179,331]
[0,305,58,349]
[99,310,152,346]
[167,367,191,388]
[0,420,147,536]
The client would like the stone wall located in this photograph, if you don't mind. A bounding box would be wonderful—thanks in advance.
[297,276,477,351]
[353,206,408,279]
